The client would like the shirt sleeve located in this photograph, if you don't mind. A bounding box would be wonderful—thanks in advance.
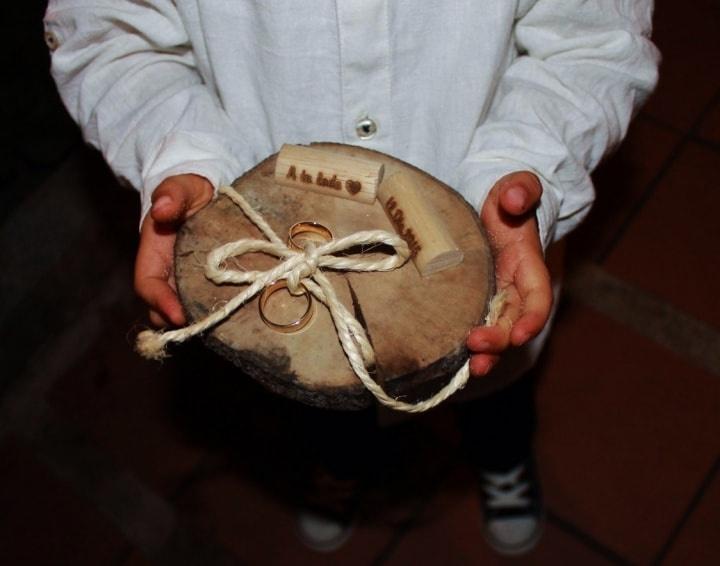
[44,0,254,221]
[455,0,660,249]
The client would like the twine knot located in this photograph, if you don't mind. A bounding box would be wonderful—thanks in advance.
[287,241,320,294]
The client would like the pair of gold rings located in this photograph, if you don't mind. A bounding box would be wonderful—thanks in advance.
[258,222,333,333]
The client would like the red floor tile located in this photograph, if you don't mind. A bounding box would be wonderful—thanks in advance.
[383,466,614,565]
[119,406,458,565]
[48,309,212,498]
[663,464,720,565]
[535,303,720,564]
[175,468,396,566]
[569,115,679,262]
[643,0,720,130]
[697,98,720,146]
[604,142,720,328]
[0,436,128,566]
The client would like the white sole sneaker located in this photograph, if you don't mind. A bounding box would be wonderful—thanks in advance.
[480,461,544,556]
[296,508,355,553]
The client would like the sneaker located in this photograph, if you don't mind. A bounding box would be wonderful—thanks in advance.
[296,467,359,552]
[480,461,543,555]
[296,508,355,553]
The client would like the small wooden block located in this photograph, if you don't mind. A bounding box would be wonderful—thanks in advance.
[378,172,464,277]
[274,144,383,204]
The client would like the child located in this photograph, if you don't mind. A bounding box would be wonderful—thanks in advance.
[45,0,659,555]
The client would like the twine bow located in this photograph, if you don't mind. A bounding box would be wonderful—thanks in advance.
[137,185,479,413]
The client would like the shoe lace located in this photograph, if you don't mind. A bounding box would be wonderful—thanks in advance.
[482,464,530,510]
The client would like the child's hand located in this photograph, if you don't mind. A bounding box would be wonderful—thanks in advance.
[466,171,553,377]
[135,174,214,327]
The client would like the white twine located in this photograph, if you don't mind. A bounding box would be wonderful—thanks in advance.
[137,185,500,413]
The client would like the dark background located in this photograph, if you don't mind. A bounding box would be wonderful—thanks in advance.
[1,1,719,564]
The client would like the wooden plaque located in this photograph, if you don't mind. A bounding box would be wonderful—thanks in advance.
[175,143,494,410]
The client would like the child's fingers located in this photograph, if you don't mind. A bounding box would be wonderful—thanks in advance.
[469,353,500,377]
[135,215,186,327]
[510,256,553,346]
[466,314,513,354]
[136,276,186,327]
[511,310,547,347]
[466,287,522,354]
[149,309,170,329]
[151,185,187,224]
[151,175,213,224]
[467,325,507,354]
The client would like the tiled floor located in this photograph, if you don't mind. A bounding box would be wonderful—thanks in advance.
[2,1,719,564]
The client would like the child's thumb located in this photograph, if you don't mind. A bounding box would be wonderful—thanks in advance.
[498,173,542,217]
[151,176,212,224]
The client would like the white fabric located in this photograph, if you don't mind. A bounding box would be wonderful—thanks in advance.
[45,0,659,246]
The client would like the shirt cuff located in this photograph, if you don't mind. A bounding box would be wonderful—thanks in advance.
[457,158,562,251]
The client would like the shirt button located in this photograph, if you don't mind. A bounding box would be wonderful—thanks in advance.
[355,117,378,140]
[44,31,60,52]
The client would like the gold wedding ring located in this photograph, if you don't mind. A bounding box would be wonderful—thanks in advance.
[258,280,315,333]
[287,221,334,251]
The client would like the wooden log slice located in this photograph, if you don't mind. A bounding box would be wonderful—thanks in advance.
[175,143,494,410]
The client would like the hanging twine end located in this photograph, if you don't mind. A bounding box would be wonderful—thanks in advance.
[136,330,170,360]
[484,290,508,327]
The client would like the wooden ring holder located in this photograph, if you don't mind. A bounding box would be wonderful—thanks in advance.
[175,143,494,410]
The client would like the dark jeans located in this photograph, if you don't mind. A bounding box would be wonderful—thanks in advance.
[291,370,537,487]
[456,372,537,472]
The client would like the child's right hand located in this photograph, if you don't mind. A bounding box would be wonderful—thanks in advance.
[135,174,214,328]
[466,171,553,377]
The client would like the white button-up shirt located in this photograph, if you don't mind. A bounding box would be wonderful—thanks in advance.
[45,0,659,247]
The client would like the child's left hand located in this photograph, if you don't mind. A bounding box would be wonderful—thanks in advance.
[135,174,214,328]
[466,171,553,377]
